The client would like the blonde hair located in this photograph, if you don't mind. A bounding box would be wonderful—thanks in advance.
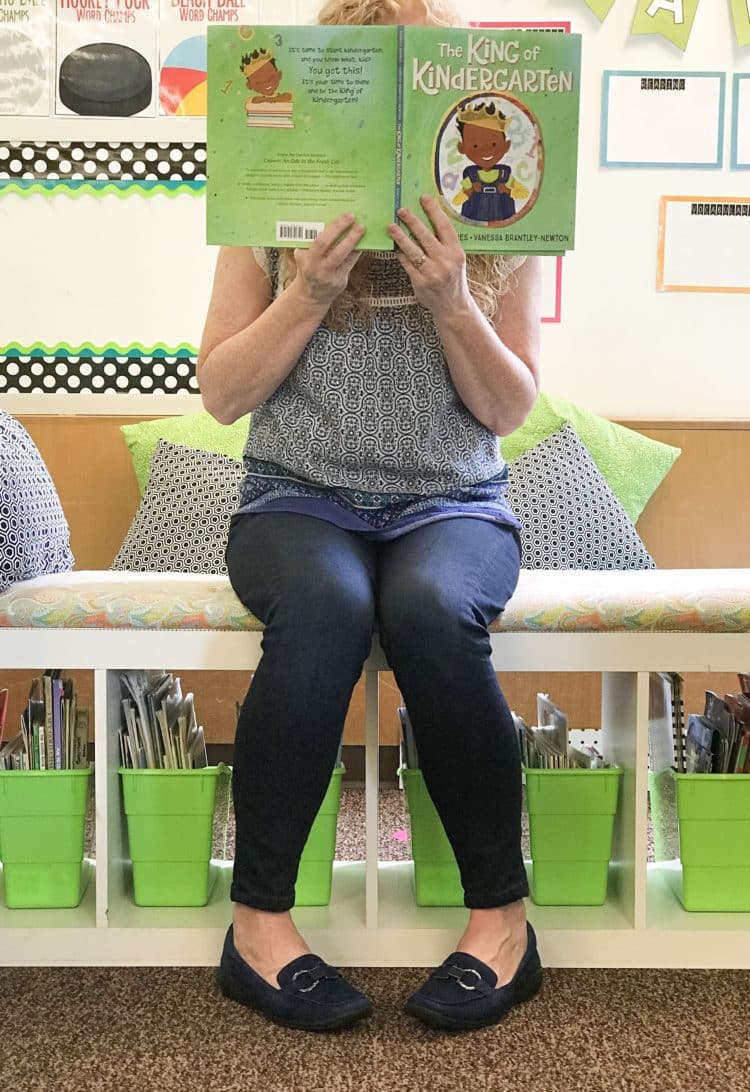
[316,0,460,27]
[277,0,519,328]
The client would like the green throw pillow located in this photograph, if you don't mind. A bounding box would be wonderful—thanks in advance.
[121,411,251,493]
[500,392,680,524]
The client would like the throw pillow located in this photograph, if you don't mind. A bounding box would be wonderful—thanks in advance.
[111,440,244,574]
[506,424,656,570]
[500,391,680,525]
[0,412,74,593]
[120,411,251,494]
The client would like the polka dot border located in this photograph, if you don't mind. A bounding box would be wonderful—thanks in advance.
[0,355,199,395]
[0,142,207,182]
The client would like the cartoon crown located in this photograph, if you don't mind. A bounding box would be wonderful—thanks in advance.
[242,48,274,77]
[457,104,508,131]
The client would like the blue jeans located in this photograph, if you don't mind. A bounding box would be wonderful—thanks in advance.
[225,512,529,912]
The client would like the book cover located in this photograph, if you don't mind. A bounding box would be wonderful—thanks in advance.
[206,24,580,255]
[207,24,399,249]
[399,27,580,254]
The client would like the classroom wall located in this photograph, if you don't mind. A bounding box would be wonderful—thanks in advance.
[2,0,747,421]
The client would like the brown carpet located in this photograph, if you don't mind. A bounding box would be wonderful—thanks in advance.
[1,964,748,1092]
[3,788,747,1092]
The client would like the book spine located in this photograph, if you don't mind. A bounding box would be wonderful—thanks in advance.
[394,23,404,220]
[43,672,53,770]
[52,677,63,770]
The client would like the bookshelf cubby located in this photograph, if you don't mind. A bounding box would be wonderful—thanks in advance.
[1,626,749,967]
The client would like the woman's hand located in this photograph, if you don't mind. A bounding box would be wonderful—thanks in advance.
[292,213,365,308]
[388,195,470,314]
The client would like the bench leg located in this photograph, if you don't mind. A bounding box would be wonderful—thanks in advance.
[365,668,379,930]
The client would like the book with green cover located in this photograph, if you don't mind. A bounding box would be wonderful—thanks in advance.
[207,24,581,255]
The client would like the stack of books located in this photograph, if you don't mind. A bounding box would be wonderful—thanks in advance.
[246,99,295,128]
[0,673,89,771]
[119,670,208,770]
[684,674,750,774]
[515,693,607,770]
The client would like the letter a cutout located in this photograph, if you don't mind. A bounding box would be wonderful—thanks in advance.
[646,0,684,21]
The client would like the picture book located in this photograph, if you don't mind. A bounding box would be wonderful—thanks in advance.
[206,24,581,255]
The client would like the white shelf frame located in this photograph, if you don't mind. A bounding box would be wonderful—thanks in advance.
[1,627,750,967]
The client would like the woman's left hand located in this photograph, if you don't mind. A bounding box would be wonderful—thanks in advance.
[388,195,470,314]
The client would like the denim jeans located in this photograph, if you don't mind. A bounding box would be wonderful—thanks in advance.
[225,511,529,913]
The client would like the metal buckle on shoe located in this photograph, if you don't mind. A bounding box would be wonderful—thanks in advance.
[291,968,320,993]
[447,965,483,991]
[291,961,340,993]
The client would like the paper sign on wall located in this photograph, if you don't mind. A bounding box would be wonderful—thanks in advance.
[658,194,750,291]
[602,71,725,167]
[731,74,750,168]
[55,0,158,116]
[158,0,259,116]
[0,0,53,115]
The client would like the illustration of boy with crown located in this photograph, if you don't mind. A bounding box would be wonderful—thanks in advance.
[454,101,528,226]
[241,48,293,104]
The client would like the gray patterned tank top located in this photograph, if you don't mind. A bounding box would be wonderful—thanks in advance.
[242,250,517,494]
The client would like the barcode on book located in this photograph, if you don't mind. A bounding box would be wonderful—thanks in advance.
[276,221,325,243]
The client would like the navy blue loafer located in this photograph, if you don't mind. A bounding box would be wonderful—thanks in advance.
[404,922,543,1031]
[217,925,373,1031]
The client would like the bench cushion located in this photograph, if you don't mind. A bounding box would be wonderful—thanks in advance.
[1,569,749,634]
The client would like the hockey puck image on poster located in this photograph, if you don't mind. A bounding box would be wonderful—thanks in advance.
[59,43,152,116]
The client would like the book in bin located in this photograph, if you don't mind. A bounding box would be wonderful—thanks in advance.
[206,24,581,255]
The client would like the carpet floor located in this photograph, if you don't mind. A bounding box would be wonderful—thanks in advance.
[2,788,748,1092]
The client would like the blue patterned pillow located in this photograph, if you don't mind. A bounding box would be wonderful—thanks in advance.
[506,424,656,570]
[0,412,74,592]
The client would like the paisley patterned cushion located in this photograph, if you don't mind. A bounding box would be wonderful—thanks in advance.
[1,569,749,634]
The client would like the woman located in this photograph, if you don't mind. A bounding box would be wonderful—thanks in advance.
[198,0,543,1033]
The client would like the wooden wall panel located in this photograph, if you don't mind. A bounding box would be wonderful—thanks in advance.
[21,416,144,571]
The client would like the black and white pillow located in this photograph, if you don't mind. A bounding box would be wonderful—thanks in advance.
[506,423,656,570]
[0,411,74,593]
[111,440,243,574]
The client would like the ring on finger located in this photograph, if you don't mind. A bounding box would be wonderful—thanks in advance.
[411,252,427,269]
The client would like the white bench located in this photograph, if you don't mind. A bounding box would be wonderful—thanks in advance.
[1,568,749,969]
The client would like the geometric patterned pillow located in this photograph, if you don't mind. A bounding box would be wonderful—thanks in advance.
[506,424,656,570]
[0,411,74,593]
[111,439,244,574]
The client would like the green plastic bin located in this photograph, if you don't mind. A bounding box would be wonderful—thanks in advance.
[295,766,345,906]
[675,772,750,912]
[120,765,229,907]
[525,767,623,906]
[400,767,464,906]
[0,766,93,909]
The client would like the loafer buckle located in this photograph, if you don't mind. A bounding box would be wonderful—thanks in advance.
[291,961,340,993]
[447,965,483,991]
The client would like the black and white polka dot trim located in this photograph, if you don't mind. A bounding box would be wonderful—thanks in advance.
[0,142,207,183]
[0,355,198,394]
